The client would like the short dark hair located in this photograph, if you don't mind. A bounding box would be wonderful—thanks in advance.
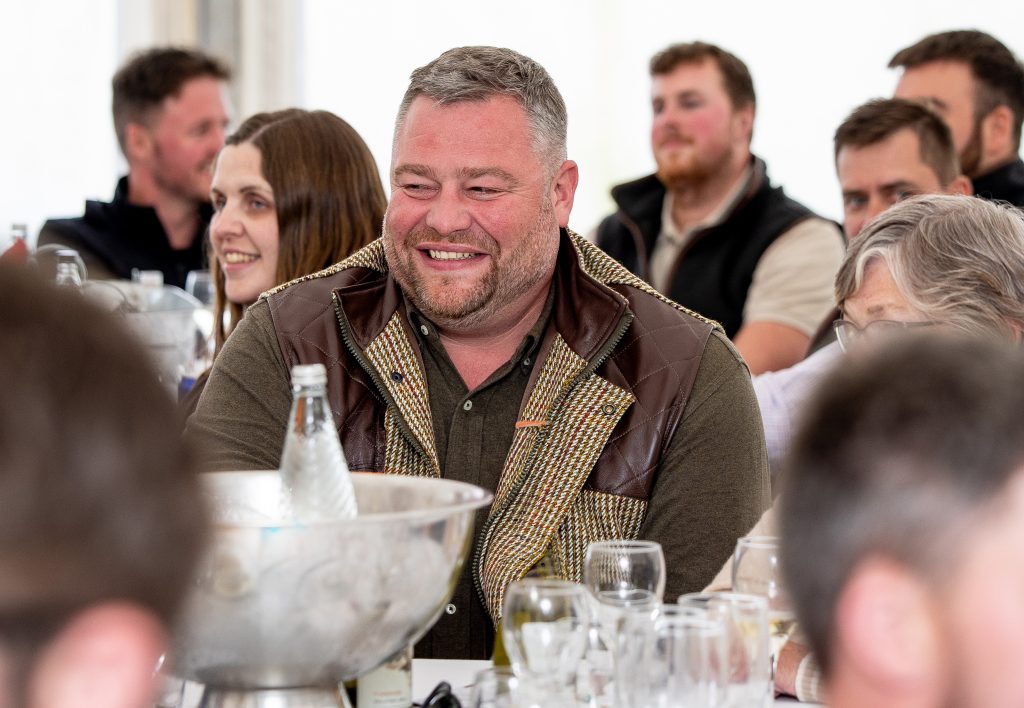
[112,46,231,152]
[834,98,960,185]
[210,109,386,354]
[889,30,1024,149]
[650,41,756,110]
[780,334,1024,677]
[0,265,208,688]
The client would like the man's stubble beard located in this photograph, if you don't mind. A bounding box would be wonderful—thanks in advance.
[152,141,213,205]
[959,118,984,179]
[384,199,558,333]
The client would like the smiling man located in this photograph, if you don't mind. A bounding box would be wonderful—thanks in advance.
[596,41,844,374]
[39,47,231,288]
[186,46,769,660]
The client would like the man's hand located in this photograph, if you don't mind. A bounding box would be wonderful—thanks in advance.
[774,637,810,697]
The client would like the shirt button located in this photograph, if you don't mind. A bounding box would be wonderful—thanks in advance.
[420,324,430,336]
[463,400,473,411]
[445,603,457,615]
[523,357,532,367]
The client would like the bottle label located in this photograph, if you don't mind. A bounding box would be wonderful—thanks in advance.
[356,646,412,708]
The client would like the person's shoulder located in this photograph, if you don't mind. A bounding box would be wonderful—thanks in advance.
[39,189,123,247]
[609,173,664,204]
[264,239,389,302]
[572,233,719,340]
[38,215,89,246]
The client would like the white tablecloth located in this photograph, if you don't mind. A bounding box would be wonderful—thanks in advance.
[182,659,819,705]
[411,658,820,706]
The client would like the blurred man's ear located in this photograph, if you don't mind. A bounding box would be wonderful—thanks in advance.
[731,103,755,146]
[833,556,945,702]
[945,174,973,196]
[27,603,166,708]
[123,122,155,164]
[981,105,1016,166]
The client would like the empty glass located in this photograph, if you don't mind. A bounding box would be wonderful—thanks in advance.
[679,593,772,708]
[468,666,523,708]
[153,653,185,708]
[731,537,794,677]
[583,540,666,606]
[502,579,590,706]
[583,540,665,650]
[184,269,215,370]
[616,603,729,707]
[185,270,215,306]
[581,540,664,706]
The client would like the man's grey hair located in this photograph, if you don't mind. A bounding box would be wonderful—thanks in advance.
[835,194,1024,339]
[394,46,568,173]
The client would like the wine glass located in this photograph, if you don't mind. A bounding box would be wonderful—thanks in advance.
[583,540,665,626]
[502,579,590,706]
[581,540,664,706]
[731,537,794,676]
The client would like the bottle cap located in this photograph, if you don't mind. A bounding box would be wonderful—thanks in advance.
[291,363,327,387]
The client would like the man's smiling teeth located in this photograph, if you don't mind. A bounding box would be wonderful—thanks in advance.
[428,249,476,261]
[223,252,259,264]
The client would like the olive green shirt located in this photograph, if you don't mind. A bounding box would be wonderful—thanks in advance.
[406,291,550,660]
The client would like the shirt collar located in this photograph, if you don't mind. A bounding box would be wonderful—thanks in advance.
[404,283,554,365]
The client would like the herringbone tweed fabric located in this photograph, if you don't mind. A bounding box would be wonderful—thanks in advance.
[262,231,717,624]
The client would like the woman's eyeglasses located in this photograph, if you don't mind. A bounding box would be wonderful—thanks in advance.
[833,319,936,353]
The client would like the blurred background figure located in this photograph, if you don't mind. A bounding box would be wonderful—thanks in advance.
[38,47,231,289]
[835,98,972,239]
[208,108,386,358]
[710,193,1024,701]
[782,334,1024,708]
[756,98,973,475]
[595,41,844,374]
[0,265,208,708]
[182,108,386,412]
[891,29,1024,206]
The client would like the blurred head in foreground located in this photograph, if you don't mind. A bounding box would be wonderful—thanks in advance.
[0,265,208,708]
[781,334,1024,708]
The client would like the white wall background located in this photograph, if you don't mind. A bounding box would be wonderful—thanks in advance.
[0,1,119,241]
[302,0,1024,232]
[2,1,1023,244]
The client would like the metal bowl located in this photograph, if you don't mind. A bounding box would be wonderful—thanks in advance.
[172,471,492,689]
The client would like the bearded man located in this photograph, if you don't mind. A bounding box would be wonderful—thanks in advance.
[186,46,769,660]
[596,42,844,374]
[890,29,1024,207]
[39,47,231,288]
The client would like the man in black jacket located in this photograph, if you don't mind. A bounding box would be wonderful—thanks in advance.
[891,30,1024,207]
[39,47,231,289]
[596,41,843,375]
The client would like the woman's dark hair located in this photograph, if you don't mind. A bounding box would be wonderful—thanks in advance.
[211,109,386,355]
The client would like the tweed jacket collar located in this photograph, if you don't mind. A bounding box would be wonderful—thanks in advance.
[333,229,631,365]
